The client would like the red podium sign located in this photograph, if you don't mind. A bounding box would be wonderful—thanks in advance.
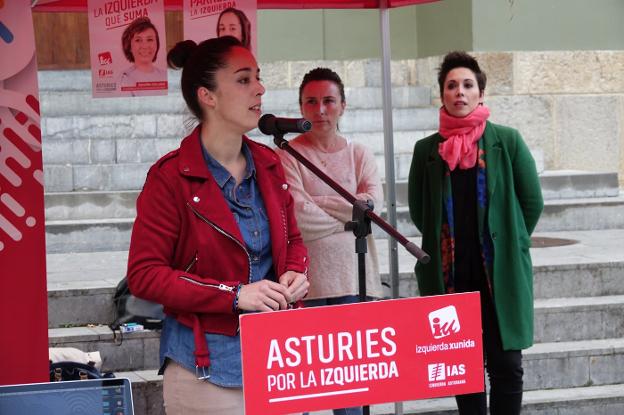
[240,292,483,414]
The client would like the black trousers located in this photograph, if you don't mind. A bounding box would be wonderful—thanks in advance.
[455,292,524,415]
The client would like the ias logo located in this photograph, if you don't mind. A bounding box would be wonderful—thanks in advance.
[428,363,466,381]
[428,305,461,339]
[428,363,446,381]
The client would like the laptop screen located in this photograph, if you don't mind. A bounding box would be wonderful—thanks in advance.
[0,378,133,415]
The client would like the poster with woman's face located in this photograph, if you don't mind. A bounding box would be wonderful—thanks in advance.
[87,0,168,98]
[183,0,257,55]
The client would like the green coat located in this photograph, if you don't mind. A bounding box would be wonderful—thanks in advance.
[408,121,544,350]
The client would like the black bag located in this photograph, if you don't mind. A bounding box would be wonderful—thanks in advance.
[111,277,165,330]
[49,361,114,382]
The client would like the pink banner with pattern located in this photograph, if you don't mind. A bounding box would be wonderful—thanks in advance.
[0,0,49,385]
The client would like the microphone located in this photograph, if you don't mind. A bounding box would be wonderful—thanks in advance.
[258,114,312,136]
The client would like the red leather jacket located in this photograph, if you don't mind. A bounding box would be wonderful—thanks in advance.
[127,126,308,367]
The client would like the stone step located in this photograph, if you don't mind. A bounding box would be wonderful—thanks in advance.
[344,384,624,414]
[532,261,624,301]
[47,250,128,328]
[48,278,624,340]
[46,229,624,327]
[38,70,432,108]
[44,196,624,253]
[540,170,620,200]
[44,163,153,193]
[39,85,432,116]
[44,184,434,222]
[534,195,624,232]
[389,172,620,206]
[42,171,620,219]
[45,218,133,253]
[49,321,624,393]
[48,271,624,343]
[384,229,624,301]
[524,338,624,391]
[49,326,160,373]
[120,371,624,415]
[45,190,138,222]
[380,195,624,238]
[40,107,438,142]
[533,295,624,343]
[41,138,181,170]
[41,129,434,190]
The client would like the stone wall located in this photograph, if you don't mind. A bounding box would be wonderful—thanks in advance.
[260,51,624,186]
[415,51,624,185]
[38,51,624,192]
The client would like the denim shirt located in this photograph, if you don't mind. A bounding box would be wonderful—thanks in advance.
[159,139,275,387]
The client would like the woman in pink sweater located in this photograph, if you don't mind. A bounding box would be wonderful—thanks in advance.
[278,67,384,415]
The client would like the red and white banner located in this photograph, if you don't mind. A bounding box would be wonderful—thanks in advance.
[87,0,168,98]
[183,0,257,55]
[0,0,49,385]
[241,293,484,414]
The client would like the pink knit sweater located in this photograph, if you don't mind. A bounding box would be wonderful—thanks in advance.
[278,135,384,300]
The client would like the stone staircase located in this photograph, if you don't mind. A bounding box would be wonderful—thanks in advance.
[46,230,624,414]
[39,69,624,414]
[40,69,439,253]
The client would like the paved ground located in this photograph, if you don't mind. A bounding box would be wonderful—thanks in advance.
[46,229,624,290]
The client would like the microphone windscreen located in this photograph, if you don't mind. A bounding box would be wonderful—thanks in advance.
[258,114,311,135]
[258,114,276,135]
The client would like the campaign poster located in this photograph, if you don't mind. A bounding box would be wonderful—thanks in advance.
[183,0,257,55]
[0,1,49,384]
[87,0,168,98]
[240,293,484,415]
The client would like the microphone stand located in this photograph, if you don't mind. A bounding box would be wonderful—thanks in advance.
[273,132,430,415]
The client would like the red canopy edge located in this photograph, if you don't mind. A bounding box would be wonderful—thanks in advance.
[33,0,439,12]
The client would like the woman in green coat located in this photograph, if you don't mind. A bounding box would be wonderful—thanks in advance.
[408,51,543,415]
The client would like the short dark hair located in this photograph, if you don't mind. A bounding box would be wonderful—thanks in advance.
[167,36,243,120]
[122,17,160,63]
[437,51,487,97]
[217,8,252,49]
[298,67,346,106]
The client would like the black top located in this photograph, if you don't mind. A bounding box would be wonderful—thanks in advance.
[450,165,487,293]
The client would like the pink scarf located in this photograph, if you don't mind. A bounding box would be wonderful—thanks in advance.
[438,105,490,170]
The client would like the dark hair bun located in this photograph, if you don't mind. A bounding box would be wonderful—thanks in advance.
[167,40,198,70]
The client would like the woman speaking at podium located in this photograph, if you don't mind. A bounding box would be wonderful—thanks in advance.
[126,36,309,414]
